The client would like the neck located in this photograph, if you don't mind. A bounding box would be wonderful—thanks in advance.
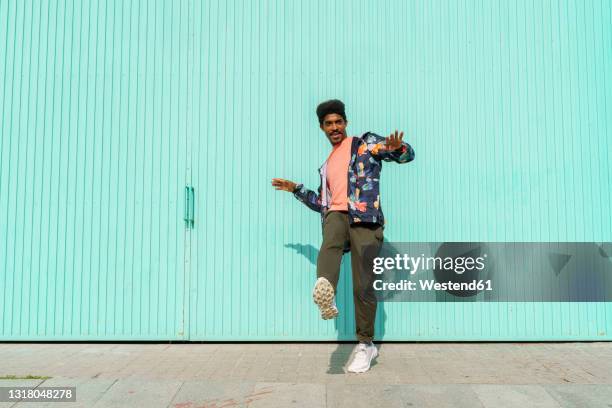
[331,135,348,148]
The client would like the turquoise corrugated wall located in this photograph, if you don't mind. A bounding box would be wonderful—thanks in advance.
[1,0,611,340]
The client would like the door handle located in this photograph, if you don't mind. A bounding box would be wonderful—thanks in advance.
[184,186,191,227]
[188,186,195,227]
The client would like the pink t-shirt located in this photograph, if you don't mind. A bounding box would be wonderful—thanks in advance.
[326,136,353,211]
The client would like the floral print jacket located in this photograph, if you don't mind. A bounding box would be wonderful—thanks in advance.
[293,131,415,228]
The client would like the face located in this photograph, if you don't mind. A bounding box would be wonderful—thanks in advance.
[320,113,348,146]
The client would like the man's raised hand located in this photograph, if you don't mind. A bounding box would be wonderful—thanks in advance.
[272,178,298,193]
[385,130,404,151]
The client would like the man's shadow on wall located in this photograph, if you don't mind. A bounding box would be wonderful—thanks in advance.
[284,241,389,374]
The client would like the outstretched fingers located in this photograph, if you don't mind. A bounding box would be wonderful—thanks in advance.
[385,130,404,149]
[271,178,293,191]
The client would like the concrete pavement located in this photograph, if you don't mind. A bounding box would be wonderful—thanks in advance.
[1,342,611,407]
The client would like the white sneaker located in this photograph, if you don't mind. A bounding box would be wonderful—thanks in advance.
[347,342,378,373]
[312,277,338,320]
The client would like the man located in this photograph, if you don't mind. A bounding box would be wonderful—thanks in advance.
[271,99,415,373]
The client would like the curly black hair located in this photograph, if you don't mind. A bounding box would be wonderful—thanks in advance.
[316,99,347,125]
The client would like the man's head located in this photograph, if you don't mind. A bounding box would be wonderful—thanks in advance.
[316,99,348,146]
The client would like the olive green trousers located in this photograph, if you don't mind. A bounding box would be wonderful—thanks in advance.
[316,210,384,343]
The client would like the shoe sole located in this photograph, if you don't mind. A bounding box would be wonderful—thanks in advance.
[313,278,338,320]
[347,347,379,373]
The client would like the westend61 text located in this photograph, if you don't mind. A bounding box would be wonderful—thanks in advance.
[373,279,493,291]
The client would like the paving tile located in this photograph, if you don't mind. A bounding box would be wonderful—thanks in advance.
[91,378,182,408]
[544,384,612,408]
[0,379,43,408]
[327,384,485,408]
[471,384,562,408]
[248,382,326,408]
[327,384,406,408]
[11,377,115,408]
[167,380,256,408]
